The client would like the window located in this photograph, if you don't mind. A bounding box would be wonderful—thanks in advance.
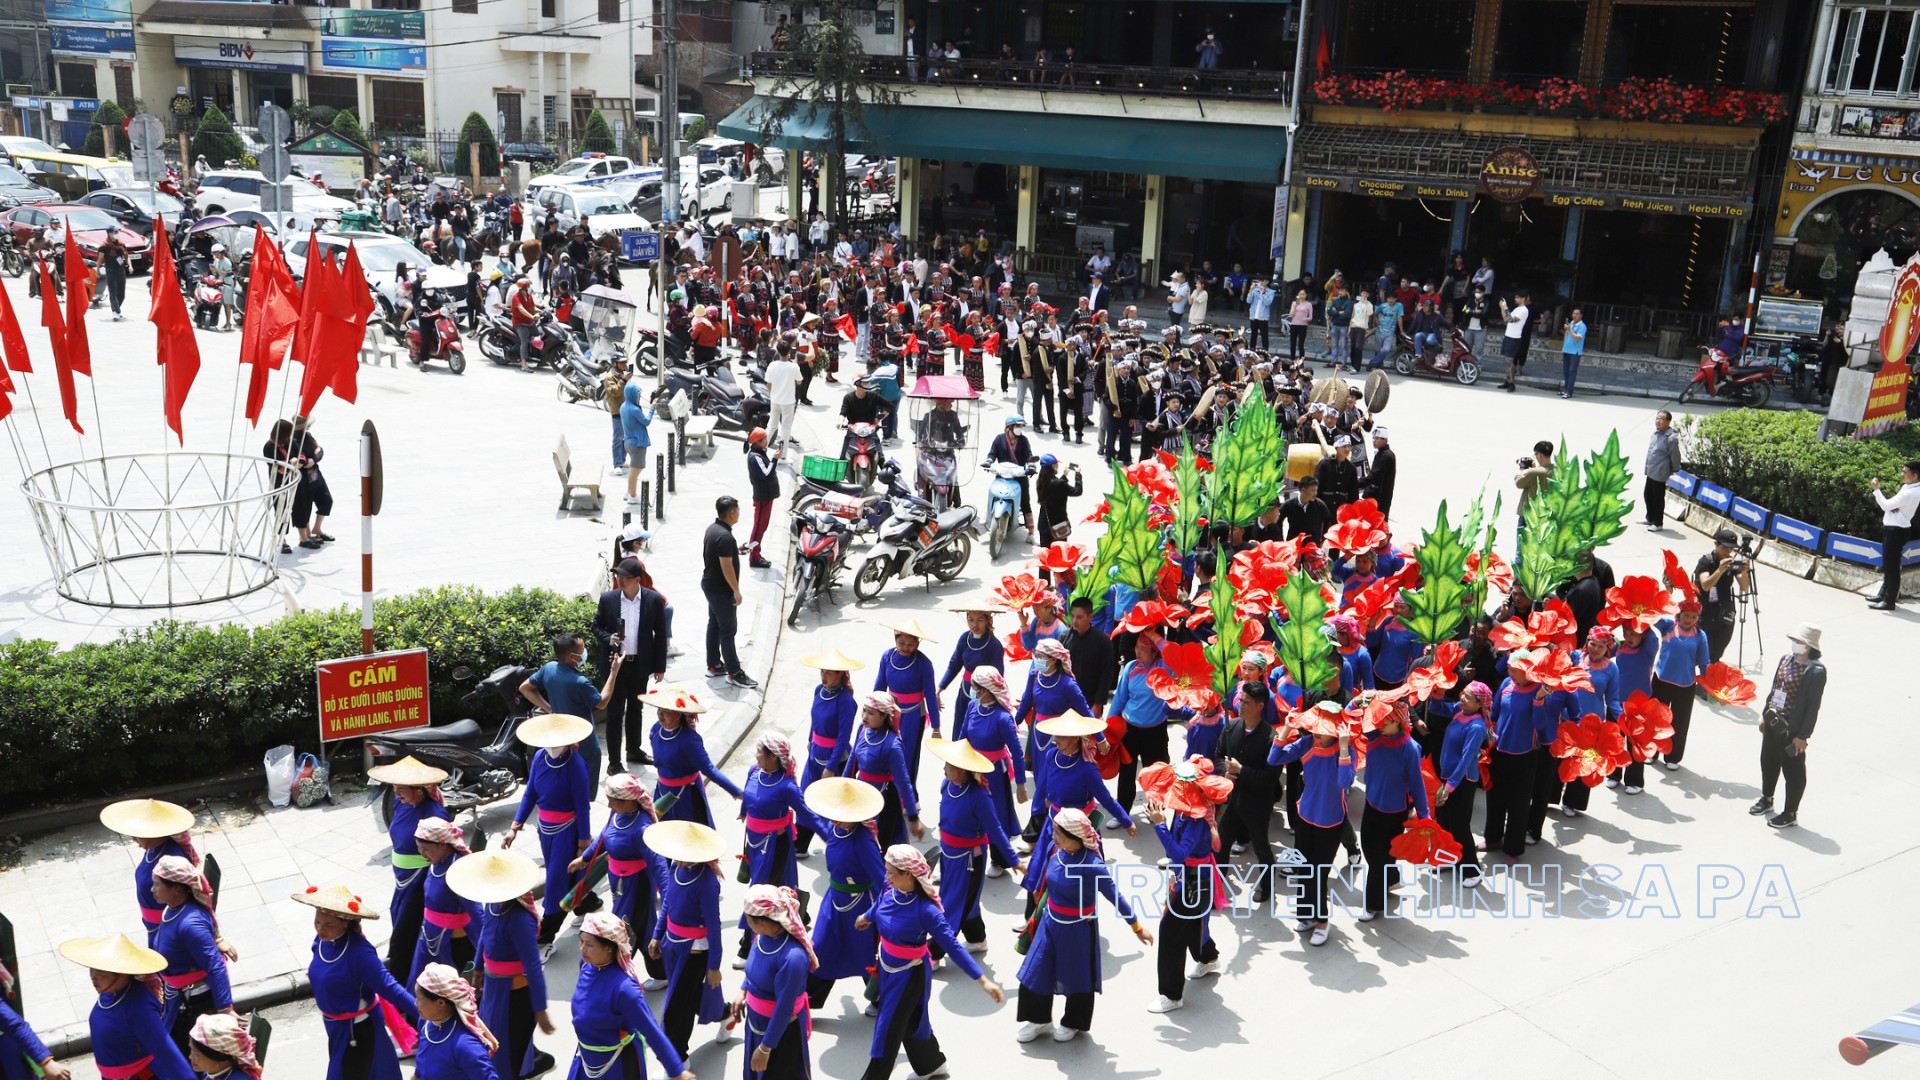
[600,0,618,21]
[372,79,426,134]
[1493,0,1587,80]
[113,66,134,111]
[497,92,523,141]
[453,0,477,11]
[1825,8,1919,96]
[541,0,555,17]
[307,75,359,117]
[56,62,97,99]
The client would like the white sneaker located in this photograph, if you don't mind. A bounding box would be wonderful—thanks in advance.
[715,1023,733,1044]
[1664,761,1681,771]
[1294,918,1313,932]
[914,1066,951,1080]
[1524,833,1539,846]
[1103,818,1124,830]
[966,940,990,954]
[863,1002,879,1017]
[1624,785,1643,794]
[1016,1022,1052,1043]
[1013,837,1033,854]
[1148,995,1185,1014]
[1355,909,1378,922]
[985,863,1006,878]
[1561,805,1580,818]
[1604,777,1621,789]
[539,942,557,963]
[1230,842,1248,855]
[1308,925,1330,946]
[1189,960,1221,979]
[731,956,747,970]
[932,955,946,971]
[1462,874,1481,889]
[795,848,814,860]
[1645,523,1661,532]
[642,978,669,991]
[1050,1025,1079,1043]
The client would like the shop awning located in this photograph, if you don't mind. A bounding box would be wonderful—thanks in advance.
[1292,123,1755,216]
[717,97,1286,184]
[139,1,317,31]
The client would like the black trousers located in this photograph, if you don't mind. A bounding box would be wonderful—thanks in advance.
[293,475,334,529]
[1526,746,1560,838]
[1027,378,1056,431]
[1248,318,1270,350]
[754,1020,809,1080]
[1705,617,1735,663]
[1484,748,1537,856]
[1293,820,1343,921]
[1017,984,1095,1032]
[604,659,649,769]
[386,881,425,982]
[1643,477,1669,527]
[106,272,127,315]
[1882,526,1911,602]
[1760,728,1808,813]
[863,964,944,1080]
[1156,867,1218,999]
[1283,761,1304,832]
[168,990,217,1063]
[1288,323,1308,360]
[1102,408,1132,462]
[1359,803,1405,913]
[1217,793,1276,899]
[1000,350,1014,391]
[1653,678,1696,763]
[1057,388,1085,441]
[704,584,742,676]
[1115,723,1170,810]
[505,984,536,1079]
[1435,780,1480,880]
[661,945,708,1057]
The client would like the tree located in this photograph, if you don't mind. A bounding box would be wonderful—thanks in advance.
[192,105,246,168]
[754,0,904,228]
[580,109,615,154]
[456,111,500,177]
[84,99,127,157]
[330,107,368,147]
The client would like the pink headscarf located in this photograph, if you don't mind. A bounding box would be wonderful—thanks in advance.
[756,733,796,780]
[416,962,499,1054]
[883,844,941,909]
[581,911,640,982]
[742,884,818,970]
[862,691,901,729]
[413,818,472,856]
[1052,807,1103,858]
[190,1012,262,1078]
[604,774,659,818]
[154,854,217,916]
[970,668,1013,710]
[1034,638,1074,676]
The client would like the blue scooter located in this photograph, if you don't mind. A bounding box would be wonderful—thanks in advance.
[984,460,1034,559]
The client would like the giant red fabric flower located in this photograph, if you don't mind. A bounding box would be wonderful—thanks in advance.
[1388,817,1462,866]
[1697,662,1757,707]
[1324,517,1388,556]
[1084,499,1111,524]
[1403,640,1466,702]
[1420,757,1444,810]
[1146,641,1218,710]
[1464,551,1514,595]
[1350,687,1413,732]
[1600,575,1679,632]
[1123,460,1179,505]
[1115,599,1191,636]
[1092,713,1134,780]
[1002,631,1032,663]
[1335,498,1387,536]
[1230,542,1297,594]
[1138,755,1234,817]
[1489,618,1537,653]
[1510,647,1594,693]
[993,573,1048,612]
[1662,549,1699,605]
[1035,542,1091,575]
[1618,691,1675,761]
[1155,558,1184,603]
[1550,715,1631,787]
[1528,599,1579,651]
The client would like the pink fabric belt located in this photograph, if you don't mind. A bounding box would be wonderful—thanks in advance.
[423,908,470,930]
[1047,901,1096,918]
[878,938,929,960]
[744,990,812,1038]
[482,957,525,978]
[856,770,893,784]
[159,971,206,990]
[978,746,1011,762]
[744,812,795,834]
[139,906,163,925]
[536,807,577,824]
[607,856,649,877]
[810,733,838,749]
[666,919,709,940]
[894,692,925,707]
[940,830,988,850]
[97,1056,153,1079]
[322,1002,374,1022]
[658,774,697,787]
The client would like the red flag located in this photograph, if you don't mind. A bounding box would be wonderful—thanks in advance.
[237,225,301,425]
[291,229,325,371]
[147,218,201,443]
[299,242,372,414]
[38,260,81,433]
[982,331,1002,355]
[903,332,919,356]
[63,231,92,377]
[0,268,30,375]
[831,313,857,342]
[950,331,975,353]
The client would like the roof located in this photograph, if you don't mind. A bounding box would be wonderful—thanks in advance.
[139,1,317,31]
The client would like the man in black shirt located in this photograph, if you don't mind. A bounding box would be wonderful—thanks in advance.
[1063,598,1117,715]
[1694,528,1752,662]
[1314,437,1360,511]
[1283,478,1334,543]
[1559,555,1605,641]
[702,496,757,688]
[839,379,885,426]
[1359,427,1396,519]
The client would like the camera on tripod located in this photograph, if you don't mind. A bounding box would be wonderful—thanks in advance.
[1729,533,1755,570]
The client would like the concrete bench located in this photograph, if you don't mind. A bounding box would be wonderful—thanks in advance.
[553,435,603,512]
[680,414,720,457]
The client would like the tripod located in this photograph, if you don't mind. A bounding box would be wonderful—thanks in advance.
[1734,555,1764,670]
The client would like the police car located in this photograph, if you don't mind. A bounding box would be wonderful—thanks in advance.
[523,153,658,201]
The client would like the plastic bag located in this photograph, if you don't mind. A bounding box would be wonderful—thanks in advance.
[264,745,296,807]
[293,752,332,808]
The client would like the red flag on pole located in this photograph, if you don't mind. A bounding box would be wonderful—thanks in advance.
[38,260,81,433]
[237,225,301,425]
[294,236,335,415]
[147,218,201,443]
[832,313,857,342]
[62,231,92,377]
[324,242,374,404]
[0,267,30,374]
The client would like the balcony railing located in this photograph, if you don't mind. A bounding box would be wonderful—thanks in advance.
[746,51,1292,105]
[1312,68,1785,126]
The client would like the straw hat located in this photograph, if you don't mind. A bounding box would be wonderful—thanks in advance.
[57,934,167,975]
[943,592,1009,613]
[445,850,545,904]
[365,756,450,787]
[515,713,595,749]
[801,648,867,672]
[1036,711,1106,738]
[290,883,382,920]
[884,618,940,643]
[1787,623,1822,650]
[99,798,194,839]
[925,736,993,774]
[638,685,709,714]
[803,777,885,824]
[644,821,727,864]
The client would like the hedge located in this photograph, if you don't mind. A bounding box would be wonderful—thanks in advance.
[191,106,246,169]
[0,586,595,807]
[1682,410,1920,539]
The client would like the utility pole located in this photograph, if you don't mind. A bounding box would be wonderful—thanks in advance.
[661,0,680,234]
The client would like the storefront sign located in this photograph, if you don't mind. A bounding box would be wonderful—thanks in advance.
[1355,178,1406,199]
[1412,182,1475,200]
[320,10,425,39]
[1480,146,1540,204]
[46,0,128,21]
[175,37,307,74]
[1546,192,1612,210]
[10,94,100,111]
[49,24,133,58]
[1270,185,1287,263]
[1837,105,1920,141]
[316,648,431,743]
[319,39,427,76]
[1752,296,1824,340]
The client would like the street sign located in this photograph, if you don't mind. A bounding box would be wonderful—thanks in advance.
[621,230,661,262]
[257,102,292,183]
[259,181,295,214]
[316,648,431,743]
[127,113,167,183]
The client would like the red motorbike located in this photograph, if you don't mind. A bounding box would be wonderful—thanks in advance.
[407,306,467,374]
[786,507,853,626]
[1391,326,1482,385]
[1679,347,1773,408]
[842,421,881,490]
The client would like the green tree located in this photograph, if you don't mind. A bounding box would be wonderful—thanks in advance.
[754,0,904,227]
[580,109,615,154]
[191,104,246,167]
[456,111,500,176]
[329,107,368,147]
[84,99,127,157]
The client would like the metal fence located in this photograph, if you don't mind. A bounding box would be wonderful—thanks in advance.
[746,51,1292,104]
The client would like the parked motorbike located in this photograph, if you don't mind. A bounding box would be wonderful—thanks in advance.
[842,421,882,489]
[984,460,1034,558]
[791,459,910,537]
[476,309,574,369]
[1767,336,1821,405]
[0,233,25,278]
[656,357,771,431]
[787,507,856,626]
[1679,347,1775,408]
[1391,325,1481,385]
[851,496,977,601]
[557,335,608,402]
[406,299,467,375]
[363,664,534,819]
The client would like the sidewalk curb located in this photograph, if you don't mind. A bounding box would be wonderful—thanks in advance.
[700,531,791,768]
[43,971,312,1061]
[0,769,262,843]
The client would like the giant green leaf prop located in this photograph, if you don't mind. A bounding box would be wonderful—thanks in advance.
[1207,386,1284,527]
[1100,459,1165,594]
[1203,547,1246,703]
[1170,434,1208,558]
[1465,491,1503,616]
[1401,500,1472,647]
[1273,574,1339,695]
[1514,432,1634,601]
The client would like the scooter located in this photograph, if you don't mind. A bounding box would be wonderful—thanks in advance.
[787,507,855,626]
[791,458,910,536]
[984,460,1034,558]
[916,438,961,512]
[1391,325,1481,385]
[656,357,771,431]
[843,421,882,490]
[851,496,977,601]
[1679,347,1775,408]
[191,271,226,329]
[406,299,467,374]
[363,664,534,819]
[557,335,608,402]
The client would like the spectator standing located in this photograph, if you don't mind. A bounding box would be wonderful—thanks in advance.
[1514,440,1555,535]
[1245,277,1274,351]
[1345,288,1373,372]
[1165,271,1190,327]
[764,345,803,453]
[1360,428,1395,520]
[1694,528,1752,661]
[591,558,669,771]
[1325,280,1352,363]
[1459,284,1491,362]
[1559,308,1587,399]
[602,355,630,474]
[1194,31,1223,69]
[621,382,654,503]
[1749,624,1824,829]
[1188,278,1211,328]
[98,233,130,320]
[1370,290,1401,370]
[1286,290,1314,362]
[1641,409,1683,531]
[745,431,780,570]
[1869,460,1920,611]
[703,497,757,688]
[1497,290,1532,392]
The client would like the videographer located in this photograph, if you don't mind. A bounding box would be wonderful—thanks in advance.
[1868,460,1920,612]
[1694,528,1753,662]
[1748,623,1823,830]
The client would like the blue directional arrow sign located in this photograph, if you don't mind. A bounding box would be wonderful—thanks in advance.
[1694,481,1732,512]
[1728,497,1769,533]
[1824,532,1883,568]
[1666,471,1698,498]
[1768,514,1823,552]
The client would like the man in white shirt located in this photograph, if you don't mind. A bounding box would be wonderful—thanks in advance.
[1869,459,1920,610]
[783,225,801,267]
[764,348,804,454]
[832,231,854,265]
[1086,246,1112,282]
[1497,289,1531,393]
[809,214,830,256]
[680,224,706,262]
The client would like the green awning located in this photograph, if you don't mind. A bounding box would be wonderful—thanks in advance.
[718,97,1285,184]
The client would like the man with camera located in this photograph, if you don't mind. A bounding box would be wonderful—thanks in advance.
[1868,460,1920,612]
[1749,623,1824,830]
[1695,528,1753,663]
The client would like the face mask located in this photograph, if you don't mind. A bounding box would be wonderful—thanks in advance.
[1792,643,1809,657]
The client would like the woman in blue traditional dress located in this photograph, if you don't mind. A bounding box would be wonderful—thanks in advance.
[446,849,555,1080]
[294,883,423,1080]
[951,669,1027,868]
[503,714,598,951]
[98,799,200,944]
[644,686,745,826]
[410,817,484,985]
[413,962,502,1080]
[733,734,827,965]
[571,773,666,984]
[734,884,816,1080]
[871,619,943,798]
[55,934,189,1080]
[800,778,888,1011]
[645,820,732,1058]
[1013,808,1151,1045]
[925,737,1021,957]
[795,649,864,856]
[366,756,453,980]
[570,912,694,1080]
[831,692,925,847]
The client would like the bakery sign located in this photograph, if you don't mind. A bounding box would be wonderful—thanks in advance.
[1481,146,1541,203]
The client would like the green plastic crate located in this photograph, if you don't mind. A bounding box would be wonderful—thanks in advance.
[802,455,847,482]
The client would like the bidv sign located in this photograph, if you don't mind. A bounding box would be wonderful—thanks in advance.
[174,36,307,73]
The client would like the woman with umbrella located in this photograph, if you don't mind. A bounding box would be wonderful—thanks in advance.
[295,883,423,1080]
[366,756,452,981]
[448,850,553,1080]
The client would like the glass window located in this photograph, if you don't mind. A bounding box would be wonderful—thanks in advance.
[1827,8,1919,96]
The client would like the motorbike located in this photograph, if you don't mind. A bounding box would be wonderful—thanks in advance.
[363,664,534,819]
[984,460,1034,558]
[406,300,467,374]
[557,334,609,402]
[476,309,574,369]
[787,507,856,626]
[656,357,771,431]
[851,495,977,601]
[0,233,24,278]
[1679,347,1775,408]
[916,438,962,512]
[792,459,911,537]
[191,271,226,329]
[843,422,882,489]
[1391,325,1481,385]
[1767,336,1821,405]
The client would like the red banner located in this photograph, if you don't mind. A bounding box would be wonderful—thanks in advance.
[316,648,431,743]
[1861,357,1913,438]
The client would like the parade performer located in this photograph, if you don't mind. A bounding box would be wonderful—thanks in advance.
[571,913,694,1080]
[926,737,1022,955]
[1015,641,1095,845]
[872,620,943,798]
[367,756,454,980]
[99,799,199,942]
[57,934,192,1080]
[643,686,745,826]
[1356,700,1430,920]
[410,817,482,985]
[1564,626,1623,816]
[735,734,827,962]
[832,692,925,846]
[801,778,888,1011]
[294,883,422,1080]
[1611,623,1660,791]
[1014,808,1151,1044]
[939,599,1007,729]
[1268,704,1357,946]
[952,669,1027,866]
[571,773,666,983]
[414,963,501,1080]
[735,885,816,1080]
[447,851,554,1080]
[1429,682,1493,888]
[0,959,71,1080]
[503,713,598,950]
[646,821,732,1057]
[1021,714,1132,884]
[1140,758,1231,1014]
[148,855,233,1052]
[796,649,864,856]
[186,1012,262,1079]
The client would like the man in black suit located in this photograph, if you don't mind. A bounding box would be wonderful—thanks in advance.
[1283,476,1334,543]
[1359,427,1396,519]
[592,557,670,773]
[1215,681,1280,903]
[1087,273,1112,315]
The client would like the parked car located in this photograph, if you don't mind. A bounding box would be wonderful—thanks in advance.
[532,187,653,246]
[284,230,468,301]
[196,169,356,219]
[0,135,59,162]
[7,150,138,201]
[0,163,59,208]
[682,164,737,218]
[0,204,153,271]
[80,187,184,238]
[524,153,655,200]
[502,142,560,165]
[603,177,664,223]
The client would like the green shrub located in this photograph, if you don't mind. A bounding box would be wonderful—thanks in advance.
[0,586,595,806]
[84,99,127,157]
[456,111,500,176]
[329,108,368,147]
[191,105,247,168]
[580,110,615,155]
[1681,410,1920,538]
[682,115,707,142]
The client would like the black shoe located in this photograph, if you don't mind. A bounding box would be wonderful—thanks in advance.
[727,672,760,689]
[281,542,293,554]
[1871,601,1896,611]
[749,558,773,569]
[1866,594,1886,603]
[529,1050,556,1077]
[298,538,323,549]
[1747,796,1774,815]
[629,752,655,767]
[707,665,725,677]
[1767,812,1798,829]
[608,763,626,776]
[314,532,336,542]
[577,891,605,914]
[1504,383,1516,393]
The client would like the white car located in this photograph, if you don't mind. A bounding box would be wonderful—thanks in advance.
[196,169,356,220]
[681,165,737,217]
[530,187,653,254]
[524,154,655,201]
[689,136,784,179]
[284,230,469,303]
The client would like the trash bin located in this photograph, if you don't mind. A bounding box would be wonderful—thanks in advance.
[1597,320,1626,354]
[1655,325,1686,359]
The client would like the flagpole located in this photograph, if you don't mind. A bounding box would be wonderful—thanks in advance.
[15,371,59,500]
